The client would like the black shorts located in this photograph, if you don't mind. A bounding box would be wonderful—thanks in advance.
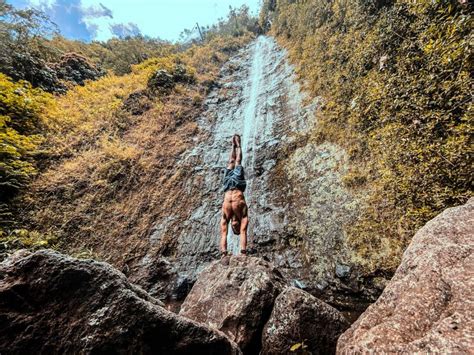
[223,165,246,192]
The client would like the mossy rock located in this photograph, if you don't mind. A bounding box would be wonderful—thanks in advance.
[147,69,175,93]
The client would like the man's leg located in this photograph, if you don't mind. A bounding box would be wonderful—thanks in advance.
[227,137,237,170]
[234,135,242,166]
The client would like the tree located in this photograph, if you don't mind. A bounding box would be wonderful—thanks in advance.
[0,3,63,92]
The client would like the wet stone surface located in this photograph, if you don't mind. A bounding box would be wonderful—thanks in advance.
[131,36,374,311]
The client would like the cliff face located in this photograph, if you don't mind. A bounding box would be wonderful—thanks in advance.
[130,36,369,311]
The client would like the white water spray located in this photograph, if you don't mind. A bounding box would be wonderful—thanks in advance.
[227,37,270,254]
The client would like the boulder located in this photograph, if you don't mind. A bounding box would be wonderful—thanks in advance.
[179,256,285,354]
[53,53,104,86]
[337,198,474,353]
[262,287,349,354]
[0,250,241,355]
[147,69,175,93]
[128,253,194,309]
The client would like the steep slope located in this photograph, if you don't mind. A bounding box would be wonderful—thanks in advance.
[260,0,472,275]
[8,36,251,261]
[131,36,367,311]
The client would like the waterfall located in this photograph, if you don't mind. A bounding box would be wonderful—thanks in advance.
[227,36,269,254]
[142,34,359,308]
[148,34,317,274]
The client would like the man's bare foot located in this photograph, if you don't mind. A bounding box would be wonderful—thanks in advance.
[234,134,241,147]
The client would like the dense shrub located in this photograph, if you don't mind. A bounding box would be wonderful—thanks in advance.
[180,5,260,44]
[263,0,472,272]
[0,3,65,92]
[48,36,175,76]
[51,53,105,86]
[0,73,54,231]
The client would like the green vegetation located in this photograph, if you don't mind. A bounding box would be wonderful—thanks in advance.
[262,0,472,273]
[0,74,55,230]
[181,5,260,42]
[48,35,174,76]
[0,3,61,91]
[0,2,172,91]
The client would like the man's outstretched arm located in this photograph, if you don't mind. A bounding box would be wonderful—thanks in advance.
[220,211,228,254]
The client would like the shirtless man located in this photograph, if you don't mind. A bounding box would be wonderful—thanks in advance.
[220,134,249,256]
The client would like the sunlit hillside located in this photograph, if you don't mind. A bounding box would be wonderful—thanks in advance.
[260,0,472,273]
[0,3,256,265]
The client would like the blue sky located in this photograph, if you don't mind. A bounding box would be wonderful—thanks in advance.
[7,0,262,42]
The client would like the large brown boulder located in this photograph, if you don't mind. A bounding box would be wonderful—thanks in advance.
[0,250,241,354]
[262,287,349,354]
[179,256,285,354]
[337,198,474,353]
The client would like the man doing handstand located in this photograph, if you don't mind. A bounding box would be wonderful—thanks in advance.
[220,134,248,256]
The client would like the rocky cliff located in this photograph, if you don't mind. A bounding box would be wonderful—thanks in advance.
[130,36,368,314]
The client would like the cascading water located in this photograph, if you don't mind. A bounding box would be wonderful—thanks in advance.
[145,34,316,267]
[223,36,315,254]
[227,37,265,254]
[139,35,361,309]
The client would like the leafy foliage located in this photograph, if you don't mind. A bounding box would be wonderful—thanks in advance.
[180,5,260,43]
[0,73,54,230]
[52,36,175,76]
[0,3,63,92]
[263,0,472,272]
[1,2,173,90]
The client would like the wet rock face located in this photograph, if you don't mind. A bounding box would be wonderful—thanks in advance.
[131,36,374,309]
[0,250,241,355]
[179,256,285,354]
[134,35,367,311]
[262,287,349,355]
[337,198,474,353]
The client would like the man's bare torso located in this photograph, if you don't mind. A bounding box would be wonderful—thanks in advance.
[222,189,247,221]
